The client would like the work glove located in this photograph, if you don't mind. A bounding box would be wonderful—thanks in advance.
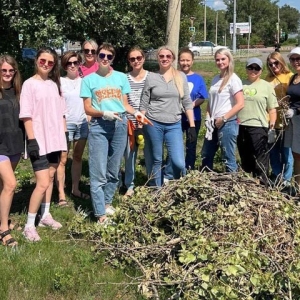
[134,111,145,123]
[285,108,295,119]
[187,127,197,143]
[102,111,122,121]
[267,129,277,144]
[27,139,40,160]
[205,115,214,141]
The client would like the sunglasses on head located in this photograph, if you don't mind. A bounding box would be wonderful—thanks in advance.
[246,65,261,71]
[268,61,279,67]
[289,56,300,63]
[39,58,55,67]
[66,61,79,67]
[1,69,15,75]
[158,54,172,60]
[129,56,143,63]
[99,53,113,60]
[83,49,96,55]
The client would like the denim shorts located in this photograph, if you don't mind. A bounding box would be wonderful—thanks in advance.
[67,121,89,142]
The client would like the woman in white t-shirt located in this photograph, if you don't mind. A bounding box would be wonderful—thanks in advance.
[56,51,89,206]
[201,48,244,172]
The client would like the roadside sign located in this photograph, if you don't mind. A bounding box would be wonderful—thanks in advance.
[229,22,251,34]
[189,27,195,32]
[18,34,23,41]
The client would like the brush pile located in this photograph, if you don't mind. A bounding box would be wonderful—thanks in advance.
[69,171,300,299]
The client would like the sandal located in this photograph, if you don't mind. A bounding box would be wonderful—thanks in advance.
[71,192,90,200]
[58,199,69,207]
[0,219,15,230]
[0,230,18,247]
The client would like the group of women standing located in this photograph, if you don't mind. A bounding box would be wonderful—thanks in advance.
[1,41,300,245]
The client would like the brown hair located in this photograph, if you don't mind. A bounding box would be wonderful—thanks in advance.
[35,47,61,95]
[178,47,194,60]
[0,55,22,101]
[157,46,184,98]
[61,51,82,70]
[97,43,116,57]
[266,51,291,78]
[127,46,145,60]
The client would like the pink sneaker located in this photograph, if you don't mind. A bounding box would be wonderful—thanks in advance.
[39,214,62,230]
[23,226,41,242]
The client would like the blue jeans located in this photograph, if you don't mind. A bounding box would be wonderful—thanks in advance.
[124,137,138,190]
[143,119,185,187]
[67,121,89,141]
[88,115,127,217]
[270,130,293,181]
[201,119,239,172]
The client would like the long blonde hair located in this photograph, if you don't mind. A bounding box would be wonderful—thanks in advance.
[157,46,184,98]
[214,48,234,93]
[266,51,291,78]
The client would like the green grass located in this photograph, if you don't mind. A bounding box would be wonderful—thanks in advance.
[0,60,268,299]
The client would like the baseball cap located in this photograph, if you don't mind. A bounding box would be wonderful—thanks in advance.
[246,58,263,68]
[287,47,300,58]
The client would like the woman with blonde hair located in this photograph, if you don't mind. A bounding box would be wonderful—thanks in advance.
[78,39,99,77]
[265,51,294,185]
[201,48,244,172]
[0,55,23,246]
[140,46,196,187]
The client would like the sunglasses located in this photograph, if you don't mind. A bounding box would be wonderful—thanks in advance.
[66,61,79,67]
[158,54,172,60]
[39,59,55,67]
[129,56,143,63]
[1,69,15,75]
[289,57,300,63]
[268,61,279,67]
[246,65,261,71]
[99,53,113,60]
[83,49,96,55]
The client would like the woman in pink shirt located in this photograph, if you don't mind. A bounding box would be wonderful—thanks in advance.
[20,47,67,242]
[78,39,99,77]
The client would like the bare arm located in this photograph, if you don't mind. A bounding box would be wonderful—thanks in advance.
[83,97,104,117]
[268,108,277,128]
[185,109,195,127]
[215,90,244,128]
[22,118,35,139]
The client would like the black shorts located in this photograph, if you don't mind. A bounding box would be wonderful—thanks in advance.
[30,151,61,172]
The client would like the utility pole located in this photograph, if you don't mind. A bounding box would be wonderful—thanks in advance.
[277,7,280,44]
[166,0,182,66]
[204,0,207,41]
[215,11,218,45]
[232,0,237,54]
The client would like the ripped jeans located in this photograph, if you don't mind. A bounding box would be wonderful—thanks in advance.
[201,119,239,172]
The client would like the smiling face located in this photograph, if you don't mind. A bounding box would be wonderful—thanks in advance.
[215,53,229,72]
[36,52,55,77]
[1,61,15,87]
[289,55,300,73]
[179,52,193,74]
[246,64,262,81]
[128,50,145,72]
[157,49,174,70]
[83,42,97,64]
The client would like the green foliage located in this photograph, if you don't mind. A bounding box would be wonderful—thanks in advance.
[69,171,300,299]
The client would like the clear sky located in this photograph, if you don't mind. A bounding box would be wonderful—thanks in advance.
[208,0,300,12]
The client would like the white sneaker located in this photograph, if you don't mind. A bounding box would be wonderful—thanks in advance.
[105,206,116,216]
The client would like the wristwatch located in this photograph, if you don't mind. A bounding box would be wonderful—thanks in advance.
[222,116,227,123]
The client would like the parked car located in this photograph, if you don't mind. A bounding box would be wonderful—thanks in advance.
[22,48,37,60]
[189,41,227,56]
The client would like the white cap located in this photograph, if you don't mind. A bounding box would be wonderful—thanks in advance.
[287,47,300,58]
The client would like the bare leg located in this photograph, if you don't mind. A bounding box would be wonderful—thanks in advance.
[44,164,59,204]
[71,139,88,198]
[0,160,17,245]
[55,151,68,200]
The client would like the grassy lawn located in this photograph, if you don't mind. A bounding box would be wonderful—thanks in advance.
[0,60,272,299]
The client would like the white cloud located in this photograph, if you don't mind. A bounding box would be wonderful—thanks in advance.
[212,0,227,10]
